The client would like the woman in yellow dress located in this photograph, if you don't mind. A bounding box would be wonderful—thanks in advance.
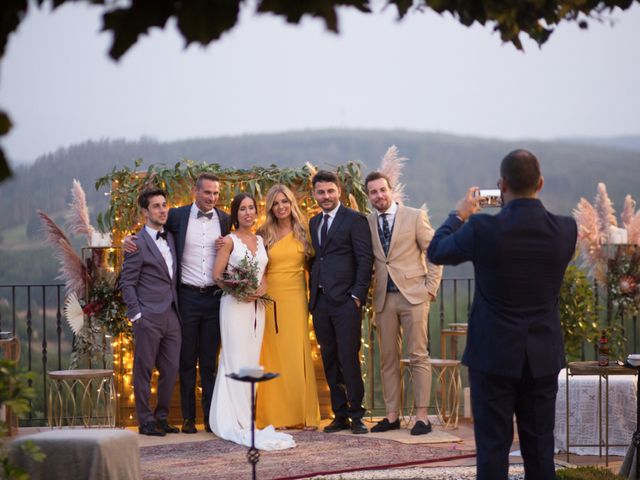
[256,184,321,429]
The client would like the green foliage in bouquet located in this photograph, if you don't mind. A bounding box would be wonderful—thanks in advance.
[560,265,625,362]
[0,360,45,479]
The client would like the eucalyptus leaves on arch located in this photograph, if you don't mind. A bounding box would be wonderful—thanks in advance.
[95,159,370,245]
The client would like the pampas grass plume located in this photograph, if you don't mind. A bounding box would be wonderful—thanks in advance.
[379,145,408,205]
[66,179,94,242]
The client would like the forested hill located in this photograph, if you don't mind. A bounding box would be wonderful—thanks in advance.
[2,129,640,235]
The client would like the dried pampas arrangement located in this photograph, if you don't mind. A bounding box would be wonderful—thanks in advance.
[66,179,94,243]
[38,210,88,297]
[379,145,407,205]
[573,183,640,284]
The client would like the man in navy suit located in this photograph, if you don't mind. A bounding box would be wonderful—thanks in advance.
[427,150,576,480]
[309,170,373,434]
[125,173,230,433]
[120,189,181,436]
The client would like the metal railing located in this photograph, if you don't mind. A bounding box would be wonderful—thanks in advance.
[2,279,639,425]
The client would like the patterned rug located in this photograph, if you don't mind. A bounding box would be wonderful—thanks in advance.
[140,430,475,480]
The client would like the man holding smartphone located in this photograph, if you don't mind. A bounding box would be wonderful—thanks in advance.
[427,150,577,480]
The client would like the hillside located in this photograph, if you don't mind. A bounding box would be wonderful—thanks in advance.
[1,129,639,283]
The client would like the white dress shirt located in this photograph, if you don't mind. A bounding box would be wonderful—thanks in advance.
[180,203,221,287]
[145,225,173,279]
[317,202,341,246]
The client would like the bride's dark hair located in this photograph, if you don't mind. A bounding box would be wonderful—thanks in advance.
[229,193,257,230]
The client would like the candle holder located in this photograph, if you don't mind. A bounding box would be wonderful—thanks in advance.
[227,372,279,480]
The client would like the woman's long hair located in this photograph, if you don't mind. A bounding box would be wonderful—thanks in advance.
[229,193,257,230]
[258,184,313,259]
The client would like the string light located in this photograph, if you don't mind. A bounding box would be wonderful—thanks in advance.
[106,163,368,424]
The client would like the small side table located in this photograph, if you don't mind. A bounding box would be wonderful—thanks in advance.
[431,358,461,429]
[399,358,415,425]
[48,369,116,428]
[440,328,467,360]
[0,336,21,436]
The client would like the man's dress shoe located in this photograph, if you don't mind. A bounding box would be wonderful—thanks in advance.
[181,418,198,434]
[350,418,368,434]
[323,417,351,433]
[410,420,432,436]
[139,421,166,436]
[157,419,180,433]
[370,418,400,433]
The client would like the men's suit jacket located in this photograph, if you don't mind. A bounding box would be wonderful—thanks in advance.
[164,205,230,278]
[120,228,180,322]
[367,204,443,313]
[309,205,373,311]
[427,198,577,379]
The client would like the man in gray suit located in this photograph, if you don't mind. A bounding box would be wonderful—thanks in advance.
[120,189,182,436]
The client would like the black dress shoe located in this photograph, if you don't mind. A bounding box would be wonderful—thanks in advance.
[157,419,180,433]
[139,421,166,436]
[204,416,212,433]
[350,418,368,434]
[181,418,198,434]
[410,420,432,436]
[323,417,350,433]
[370,418,400,433]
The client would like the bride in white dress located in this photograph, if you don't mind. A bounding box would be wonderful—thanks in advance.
[209,193,295,451]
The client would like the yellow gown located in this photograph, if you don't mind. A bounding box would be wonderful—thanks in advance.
[256,232,321,428]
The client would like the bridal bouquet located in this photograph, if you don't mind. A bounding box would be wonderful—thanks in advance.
[218,252,278,332]
[219,252,271,304]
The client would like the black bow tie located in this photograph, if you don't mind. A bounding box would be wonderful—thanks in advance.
[156,230,168,241]
[198,210,214,220]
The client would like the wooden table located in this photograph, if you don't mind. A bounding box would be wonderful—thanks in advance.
[440,328,467,360]
[48,369,116,428]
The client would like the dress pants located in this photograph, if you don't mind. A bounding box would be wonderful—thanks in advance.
[312,291,365,420]
[375,292,431,414]
[469,356,558,480]
[178,287,222,421]
[132,306,181,425]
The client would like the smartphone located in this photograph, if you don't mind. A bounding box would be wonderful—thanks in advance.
[477,189,502,208]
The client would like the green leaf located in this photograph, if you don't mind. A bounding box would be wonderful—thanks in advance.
[175,0,241,45]
[102,2,174,60]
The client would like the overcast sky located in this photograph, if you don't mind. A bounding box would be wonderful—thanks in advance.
[1,2,639,164]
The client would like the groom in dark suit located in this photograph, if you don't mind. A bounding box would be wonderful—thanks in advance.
[124,173,230,433]
[428,150,577,480]
[309,170,373,434]
[120,189,182,436]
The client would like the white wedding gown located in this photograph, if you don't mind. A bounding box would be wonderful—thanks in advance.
[209,233,295,450]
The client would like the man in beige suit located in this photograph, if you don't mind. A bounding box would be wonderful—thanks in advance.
[365,171,443,435]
